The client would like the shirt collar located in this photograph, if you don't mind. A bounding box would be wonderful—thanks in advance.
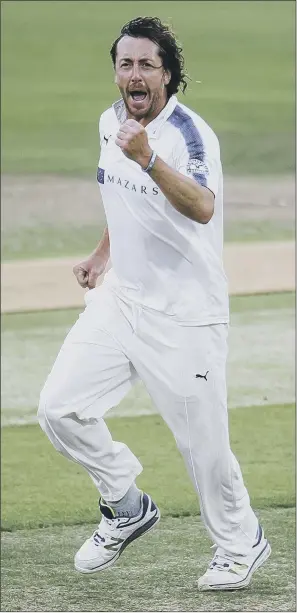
[112,95,178,139]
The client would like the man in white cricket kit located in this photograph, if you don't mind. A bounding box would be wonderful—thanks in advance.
[38,17,271,590]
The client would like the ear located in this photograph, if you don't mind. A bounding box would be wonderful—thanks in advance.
[163,70,171,86]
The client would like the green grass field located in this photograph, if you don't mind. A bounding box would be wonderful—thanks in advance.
[1,0,295,175]
[1,403,295,531]
[2,209,295,262]
[2,293,295,425]
[1,404,295,611]
[1,292,295,611]
[1,2,295,609]
[2,0,295,262]
[2,510,295,612]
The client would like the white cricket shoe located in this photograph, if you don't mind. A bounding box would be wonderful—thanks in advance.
[75,492,160,574]
[198,525,271,591]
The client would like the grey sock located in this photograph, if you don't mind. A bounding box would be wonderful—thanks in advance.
[105,483,142,518]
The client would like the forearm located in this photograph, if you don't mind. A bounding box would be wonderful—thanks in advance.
[92,226,110,260]
[147,156,214,224]
[115,118,214,223]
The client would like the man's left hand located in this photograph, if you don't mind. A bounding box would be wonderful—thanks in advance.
[115,119,152,169]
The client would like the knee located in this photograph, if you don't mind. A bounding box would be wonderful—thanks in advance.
[37,386,63,434]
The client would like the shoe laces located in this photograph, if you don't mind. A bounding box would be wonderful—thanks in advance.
[92,516,116,545]
[209,554,233,571]
[92,514,131,546]
[209,547,248,572]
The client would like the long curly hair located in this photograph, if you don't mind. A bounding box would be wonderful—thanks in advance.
[110,16,189,98]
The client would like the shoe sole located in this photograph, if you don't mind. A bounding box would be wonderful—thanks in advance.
[198,540,272,592]
[75,509,161,574]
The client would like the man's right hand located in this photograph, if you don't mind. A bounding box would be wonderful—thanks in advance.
[73,254,108,289]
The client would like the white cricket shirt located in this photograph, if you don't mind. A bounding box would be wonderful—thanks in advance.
[97,95,229,325]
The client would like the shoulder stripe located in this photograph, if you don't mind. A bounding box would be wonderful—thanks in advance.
[168,105,207,187]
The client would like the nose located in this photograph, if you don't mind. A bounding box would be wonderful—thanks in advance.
[130,62,143,83]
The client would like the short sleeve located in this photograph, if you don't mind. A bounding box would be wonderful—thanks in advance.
[98,108,112,146]
[169,107,221,197]
[98,113,104,145]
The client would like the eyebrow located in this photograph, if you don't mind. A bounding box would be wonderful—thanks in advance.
[119,57,155,62]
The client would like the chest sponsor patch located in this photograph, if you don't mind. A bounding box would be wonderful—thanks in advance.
[97,168,160,196]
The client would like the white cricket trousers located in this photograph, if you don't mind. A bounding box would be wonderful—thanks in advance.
[38,282,258,557]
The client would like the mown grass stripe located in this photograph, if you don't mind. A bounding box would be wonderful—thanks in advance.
[2,404,294,531]
[1,510,295,612]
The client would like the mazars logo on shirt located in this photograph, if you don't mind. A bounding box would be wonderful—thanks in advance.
[97,167,160,196]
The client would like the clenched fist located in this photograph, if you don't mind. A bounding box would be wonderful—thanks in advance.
[115,119,152,168]
[73,253,107,289]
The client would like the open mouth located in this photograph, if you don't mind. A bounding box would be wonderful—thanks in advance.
[129,90,147,102]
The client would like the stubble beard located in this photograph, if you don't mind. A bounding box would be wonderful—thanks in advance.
[123,90,167,123]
